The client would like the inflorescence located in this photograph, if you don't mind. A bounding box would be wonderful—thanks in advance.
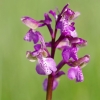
[21,4,90,91]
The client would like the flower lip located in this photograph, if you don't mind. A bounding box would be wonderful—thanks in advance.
[24,29,39,44]
[62,46,71,62]
[67,66,84,82]
[36,57,57,75]
[62,46,78,61]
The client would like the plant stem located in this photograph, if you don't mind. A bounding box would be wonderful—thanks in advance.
[46,38,55,100]
[46,12,62,100]
[46,29,57,100]
[46,74,54,100]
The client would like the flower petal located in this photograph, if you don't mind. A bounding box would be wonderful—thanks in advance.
[69,55,90,67]
[44,13,52,24]
[72,12,80,20]
[21,16,40,29]
[36,63,46,75]
[67,66,84,82]
[70,37,87,47]
[57,18,77,37]
[70,30,77,37]
[67,67,76,80]
[45,42,51,47]
[43,57,57,72]
[64,8,75,20]
[61,45,78,61]
[34,44,41,51]
[62,46,71,62]
[37,56,52,75]
[57,38,70,49]
[37,32,46,49]
[75,67,84,82]
[49,10,57,20]
[24,29,39,44]
[26,51,37,62]
[37,56,57,75]
[43,78,48,91]
[70,47,78,60]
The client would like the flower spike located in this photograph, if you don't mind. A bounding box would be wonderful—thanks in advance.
[21,4,90,98]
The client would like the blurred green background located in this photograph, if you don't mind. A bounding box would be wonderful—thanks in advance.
[0,0,100,100]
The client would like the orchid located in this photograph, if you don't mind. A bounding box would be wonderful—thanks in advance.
[21,4,90,100]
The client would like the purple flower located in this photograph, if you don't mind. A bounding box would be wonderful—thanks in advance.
[36,56,57,75]
[60,4,80,20]
[67,55,90,82]
[56,5,80,37]
[62,46,78,62]
[57,18,77,37]
[24,28,47,50]
[67,66,84,82]
[26,45,57,75]
[24,23,57,75]
[56,36,87,52]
